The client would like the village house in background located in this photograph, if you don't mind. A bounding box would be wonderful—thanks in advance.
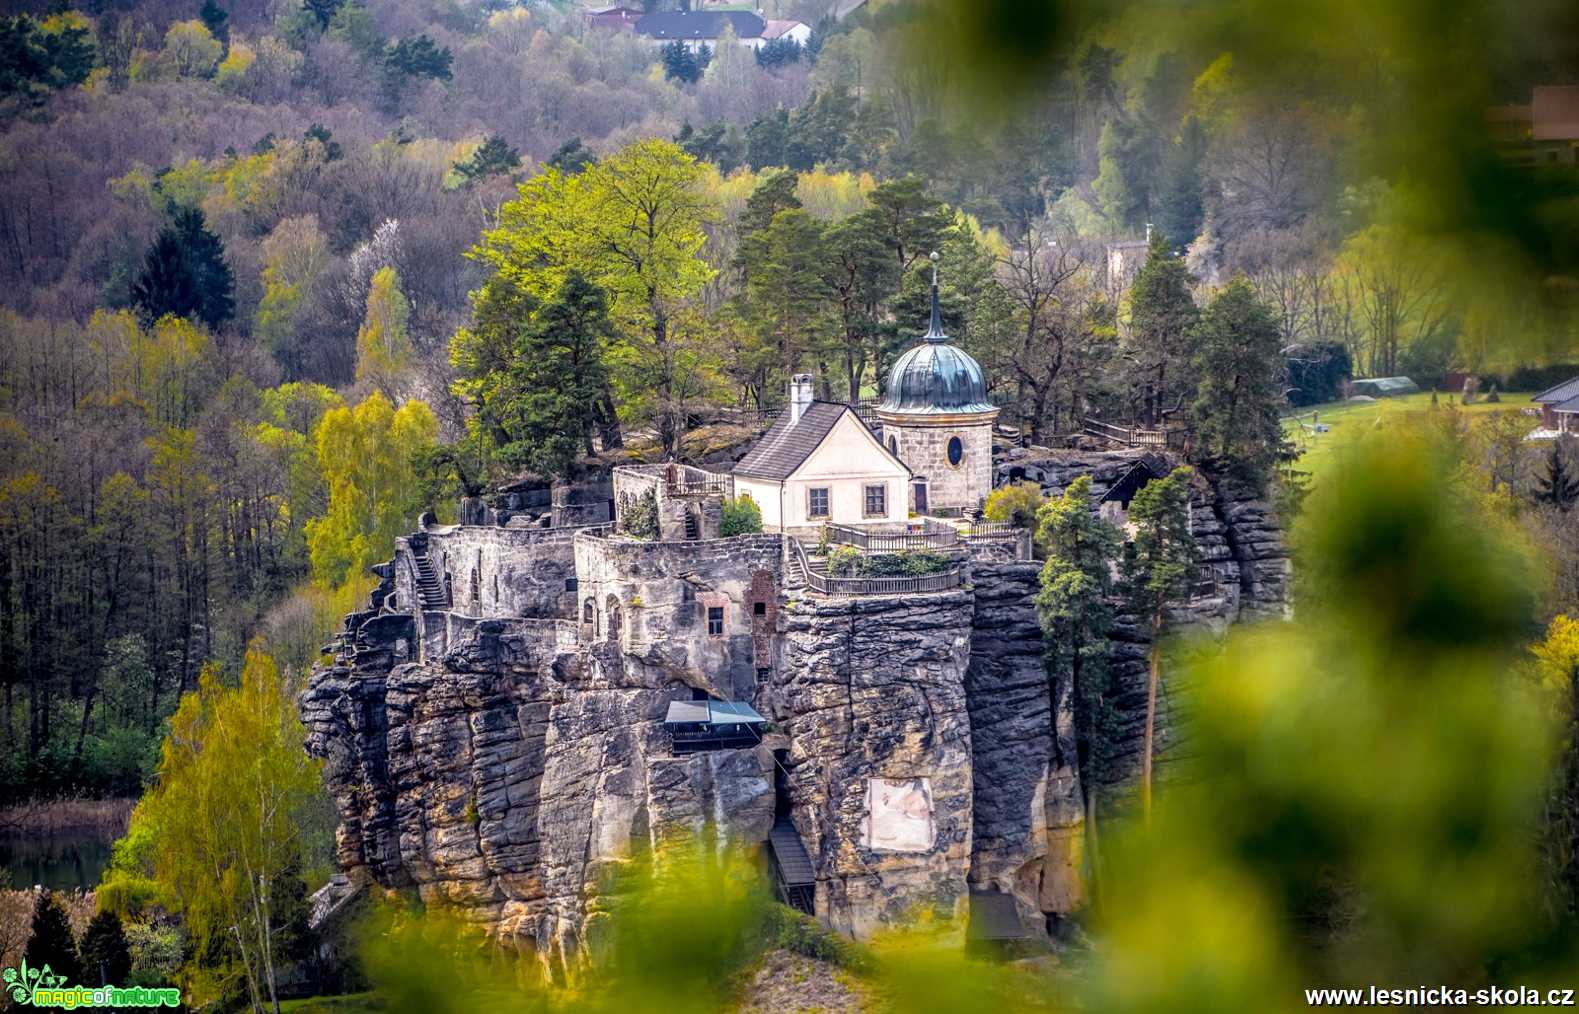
[1489,85,1579,166]
[586,8,814,51]
[1534,374,1579,435]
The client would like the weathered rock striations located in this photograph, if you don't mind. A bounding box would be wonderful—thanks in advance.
[303,448,1290,961]
[770,589,976,940]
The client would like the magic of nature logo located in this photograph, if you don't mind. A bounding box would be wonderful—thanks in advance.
[3,959,180,1008]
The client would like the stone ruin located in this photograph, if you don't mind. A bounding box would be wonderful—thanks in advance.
[299,447,1289,971]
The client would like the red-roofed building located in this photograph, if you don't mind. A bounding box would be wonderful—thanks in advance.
[585,5,643,32]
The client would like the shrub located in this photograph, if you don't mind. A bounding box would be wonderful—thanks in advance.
[826,545,863,576]
[620,487,660,540]
[79,910,132,986]
[720,496,763,536]
[984,482,1044,529]
[25,890,80,983]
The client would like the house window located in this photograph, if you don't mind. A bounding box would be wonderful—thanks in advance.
[707,606,724,636]
[740,490,753,502]
[807,487,830,519]
[864,484,887,518]
[947,436,964,467]
[887,435,898,455]
[754,602,767,616]
[565,577,578,592]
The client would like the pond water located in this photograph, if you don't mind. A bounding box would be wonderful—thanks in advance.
[1,831,114,892]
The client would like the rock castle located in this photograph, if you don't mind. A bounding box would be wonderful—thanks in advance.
[301,279,1289,970]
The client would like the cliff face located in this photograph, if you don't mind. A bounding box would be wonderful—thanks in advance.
[770,590,976,939]
[303,451,1290,959]
[300,610,774,979]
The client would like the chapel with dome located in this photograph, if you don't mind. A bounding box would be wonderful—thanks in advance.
[874,254,998,516]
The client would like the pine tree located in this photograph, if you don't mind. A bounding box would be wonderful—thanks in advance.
[1036,476,1122,833]
[78,910,132,986]
[661,41,701,84]
[24,891,81,984]
[493,272,614,479]
[199,0,229,47]
[1191,277,1286,484]
[1127,230,1199,426]
[1124,466,1201,823]
[1535,440,1579,512]
[453,135,521,184]
[130,207,235,331]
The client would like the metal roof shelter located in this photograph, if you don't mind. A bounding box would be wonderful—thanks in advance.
[663,699,766,753]
[634,10,765,40]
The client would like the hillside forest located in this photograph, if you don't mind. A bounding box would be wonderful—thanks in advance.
[1,0,1578,973]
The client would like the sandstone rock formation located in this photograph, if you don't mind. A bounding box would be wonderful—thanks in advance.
[302,448,1289,960]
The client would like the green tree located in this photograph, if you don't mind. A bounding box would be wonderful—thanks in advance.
[79,910,133,987]
[302,0,344,31]
[741,208,830,390]
[130,208,235,332]
[866,176,952,276]
[473,139,716,457]
[546,137,594,175]
[354,266,411,393]
[1127,230,1198,426]
[111,647,324,1012]
[1124,465,1201,822]
[1191,277,1286,483]
[492,272,614,480]
[24,891,80,984]
[661,40,703,84]
[1154,116,1206,248]
[305,392,438,589]
[820,209,897,402]
[1535,440,1579,512]
[1035,476,1122,837]
[453,135,521,184]
[199,0,229,47]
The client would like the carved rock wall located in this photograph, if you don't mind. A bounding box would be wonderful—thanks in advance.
[769,590,975,940]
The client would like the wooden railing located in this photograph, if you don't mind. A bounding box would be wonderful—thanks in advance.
[823,521,959,552]
[1083,418,1191,452]
[659,465,733,499]
[962,522,1034,560]
[792,539,964,596]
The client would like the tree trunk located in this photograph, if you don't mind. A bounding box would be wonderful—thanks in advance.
[1141,604,1162,825]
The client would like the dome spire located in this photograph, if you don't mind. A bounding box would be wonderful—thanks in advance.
[926,250,944,343]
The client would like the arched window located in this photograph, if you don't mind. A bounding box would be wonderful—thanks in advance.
[583,599,597,637]
[947,436,963,467]
[887,435,899,455]
[606,594,623,642]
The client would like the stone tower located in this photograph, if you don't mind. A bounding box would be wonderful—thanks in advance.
[875,254,998,515]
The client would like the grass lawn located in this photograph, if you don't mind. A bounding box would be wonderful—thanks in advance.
[279,993,384,1013]
[1282,391,1537,482]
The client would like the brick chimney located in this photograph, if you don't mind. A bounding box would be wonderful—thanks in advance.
[789,374,814,424]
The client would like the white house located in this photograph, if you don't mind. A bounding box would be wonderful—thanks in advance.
[734,376,911,532]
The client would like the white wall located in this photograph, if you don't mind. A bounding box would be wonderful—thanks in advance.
[736,412,909,529]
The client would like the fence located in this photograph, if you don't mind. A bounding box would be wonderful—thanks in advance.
[1083,418,1192,452]
[962,521,1034,560]
[792,539,964,596]
[823,521,959,552]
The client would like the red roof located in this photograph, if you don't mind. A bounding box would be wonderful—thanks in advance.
[1532,86,1579,141]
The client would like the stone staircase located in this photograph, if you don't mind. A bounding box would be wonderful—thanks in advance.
[410,543,448,609]
[683,511,700,540]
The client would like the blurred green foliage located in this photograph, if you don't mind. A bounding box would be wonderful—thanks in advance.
[901,0,1579,355]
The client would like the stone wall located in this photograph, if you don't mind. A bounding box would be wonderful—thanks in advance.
[882,416,994,513]
[417,525,583,621]
[573,531,783,702]
[770,589,975,940]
